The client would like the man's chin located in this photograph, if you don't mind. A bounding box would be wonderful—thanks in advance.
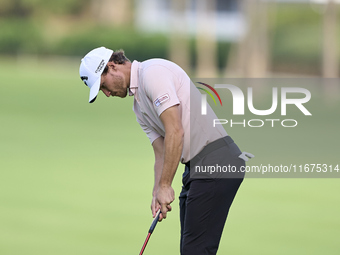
[117,91,128,98]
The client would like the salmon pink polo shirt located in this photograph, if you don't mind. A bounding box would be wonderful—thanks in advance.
[129,59,227,163]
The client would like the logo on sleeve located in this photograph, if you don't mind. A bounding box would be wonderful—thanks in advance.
[154,93,170,107]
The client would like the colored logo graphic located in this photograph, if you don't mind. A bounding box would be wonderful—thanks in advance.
[196,82,223,106]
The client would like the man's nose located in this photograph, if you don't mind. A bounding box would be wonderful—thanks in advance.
[102,89,111,97]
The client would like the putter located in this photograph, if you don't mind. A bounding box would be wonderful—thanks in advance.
[139,209,161,255]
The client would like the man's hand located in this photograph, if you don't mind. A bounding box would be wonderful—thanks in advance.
[151,195,164,221]
[155,185,174,219]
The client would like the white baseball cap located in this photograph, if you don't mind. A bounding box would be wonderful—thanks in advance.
[79,47,114,103]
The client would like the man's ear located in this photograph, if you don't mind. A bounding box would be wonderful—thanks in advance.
[107,61,116,70]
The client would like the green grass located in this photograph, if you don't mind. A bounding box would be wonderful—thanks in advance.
[0,57,339,254]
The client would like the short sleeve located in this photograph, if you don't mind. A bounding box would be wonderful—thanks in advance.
[143,65,180,116]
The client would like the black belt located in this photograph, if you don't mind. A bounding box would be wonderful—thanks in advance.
[185,136,234,168]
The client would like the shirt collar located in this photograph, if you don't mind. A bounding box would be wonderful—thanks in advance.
[129,60,140,96]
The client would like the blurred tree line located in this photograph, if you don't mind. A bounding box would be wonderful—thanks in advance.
[0,0,339,77]
[0,0,168,62]
[0,0,87,16]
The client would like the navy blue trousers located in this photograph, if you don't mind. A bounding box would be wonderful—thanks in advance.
[179,137,244,255]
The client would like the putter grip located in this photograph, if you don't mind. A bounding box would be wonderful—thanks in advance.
[149,210,161,234]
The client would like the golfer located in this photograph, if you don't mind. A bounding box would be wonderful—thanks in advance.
[79,47,247,255]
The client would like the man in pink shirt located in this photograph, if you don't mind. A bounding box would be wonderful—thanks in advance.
[79,47,246,255]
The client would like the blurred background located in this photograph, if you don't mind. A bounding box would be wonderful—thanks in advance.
[1,0,339,255]
[1,0,340,77]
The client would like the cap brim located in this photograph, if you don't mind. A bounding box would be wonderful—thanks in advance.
[89,78,100,103]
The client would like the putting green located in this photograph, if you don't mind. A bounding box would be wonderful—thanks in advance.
[0,57,339,255]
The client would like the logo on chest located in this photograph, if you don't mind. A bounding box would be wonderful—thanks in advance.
[154,93,170,107]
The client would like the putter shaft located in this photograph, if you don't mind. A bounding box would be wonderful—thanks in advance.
[139,209,161,255]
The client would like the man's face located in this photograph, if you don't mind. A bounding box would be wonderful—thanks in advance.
[100,63,128,98]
